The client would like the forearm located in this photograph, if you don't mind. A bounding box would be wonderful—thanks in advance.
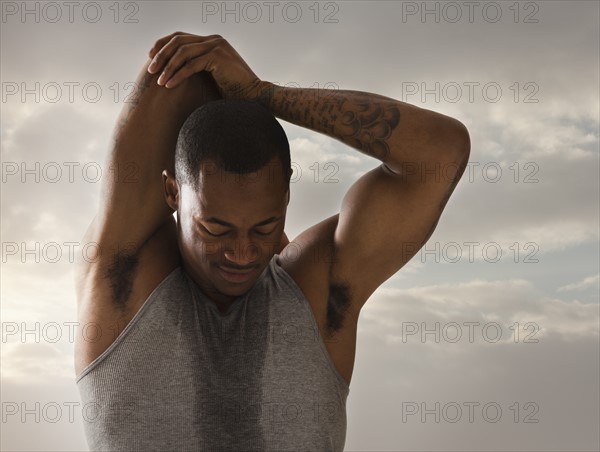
[256,82,469,175]
[141,31,469,175]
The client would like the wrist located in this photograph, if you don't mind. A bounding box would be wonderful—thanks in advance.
[253,80,276,109]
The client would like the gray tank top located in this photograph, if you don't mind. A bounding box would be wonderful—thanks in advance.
[76,254,350,451]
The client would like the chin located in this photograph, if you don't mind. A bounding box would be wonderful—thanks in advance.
[215,263,262,287]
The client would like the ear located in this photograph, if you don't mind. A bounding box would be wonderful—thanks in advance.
[163,169,179,211]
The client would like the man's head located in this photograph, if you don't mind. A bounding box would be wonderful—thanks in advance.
[163,100,292,303]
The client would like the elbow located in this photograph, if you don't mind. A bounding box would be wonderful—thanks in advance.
[443,119,471,194]
[445,117,471,158]
[444,119,471,185]
[456,119,471,157]
[420,111,471,164]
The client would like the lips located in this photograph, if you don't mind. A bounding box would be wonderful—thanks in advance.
[217,265,257,283]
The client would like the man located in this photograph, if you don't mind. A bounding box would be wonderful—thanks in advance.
[75,32,470,451]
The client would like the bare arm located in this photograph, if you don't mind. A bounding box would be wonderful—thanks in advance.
[254,84,470,308]
[75,58,222,374]
[146,32,471,313]
[256,83,469,177]
[96,59,221,257]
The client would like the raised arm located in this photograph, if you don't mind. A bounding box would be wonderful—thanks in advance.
[254,84,470,308]
[96,59,221,259]
[79,58,220,308]
[148,32,470,316]
[75,55,221,375]
[256,85,468,176]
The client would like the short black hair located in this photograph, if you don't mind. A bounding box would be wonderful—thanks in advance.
[175,99,291,191]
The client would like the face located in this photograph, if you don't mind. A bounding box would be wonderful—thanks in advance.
[164,156,289,305]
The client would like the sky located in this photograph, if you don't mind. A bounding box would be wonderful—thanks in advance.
[1,1,599,451]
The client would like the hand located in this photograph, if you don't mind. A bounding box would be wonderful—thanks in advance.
[147,31,265,101]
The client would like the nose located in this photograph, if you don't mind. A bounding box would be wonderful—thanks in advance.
[223,239,259,267]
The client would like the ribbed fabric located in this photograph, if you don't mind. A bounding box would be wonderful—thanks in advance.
[76,254,350,451]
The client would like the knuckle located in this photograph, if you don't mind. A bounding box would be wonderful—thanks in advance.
[213,35,228,46]
[183,57,197,68]
[173,47,185,59]
[163,59,173,72]
[172,34,186,44]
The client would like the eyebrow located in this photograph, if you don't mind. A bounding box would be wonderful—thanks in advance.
[200,216,281,229]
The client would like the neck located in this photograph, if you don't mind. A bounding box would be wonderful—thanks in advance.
[181,260,242,307]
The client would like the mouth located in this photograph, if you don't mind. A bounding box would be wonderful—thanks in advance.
[217,265,258,284]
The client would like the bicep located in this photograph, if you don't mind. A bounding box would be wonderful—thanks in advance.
[330,160,465,310]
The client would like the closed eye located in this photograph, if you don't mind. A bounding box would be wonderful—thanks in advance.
[200,224,274,237]
[254,229,275,236]
[199,225,229,237]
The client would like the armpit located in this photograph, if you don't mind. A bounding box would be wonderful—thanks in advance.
[326,281,353,336]
[104,251,140,309]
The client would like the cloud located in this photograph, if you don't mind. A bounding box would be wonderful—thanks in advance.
[346,277,600,450]
[1,342,74,383]
[1,102,111,248]
[1,2,599,450]
[558,274,600,292]
[360,278,599,342]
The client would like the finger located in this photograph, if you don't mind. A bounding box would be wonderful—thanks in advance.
[149,34,222,75]
[157,38,222,86]
[159,44,216,88]
[163,55,213,89]
[148,31,188,60]
[149,33,199,74]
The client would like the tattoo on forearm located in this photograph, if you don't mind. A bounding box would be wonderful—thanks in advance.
[338,99,400,160]
[259,85,400,161]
